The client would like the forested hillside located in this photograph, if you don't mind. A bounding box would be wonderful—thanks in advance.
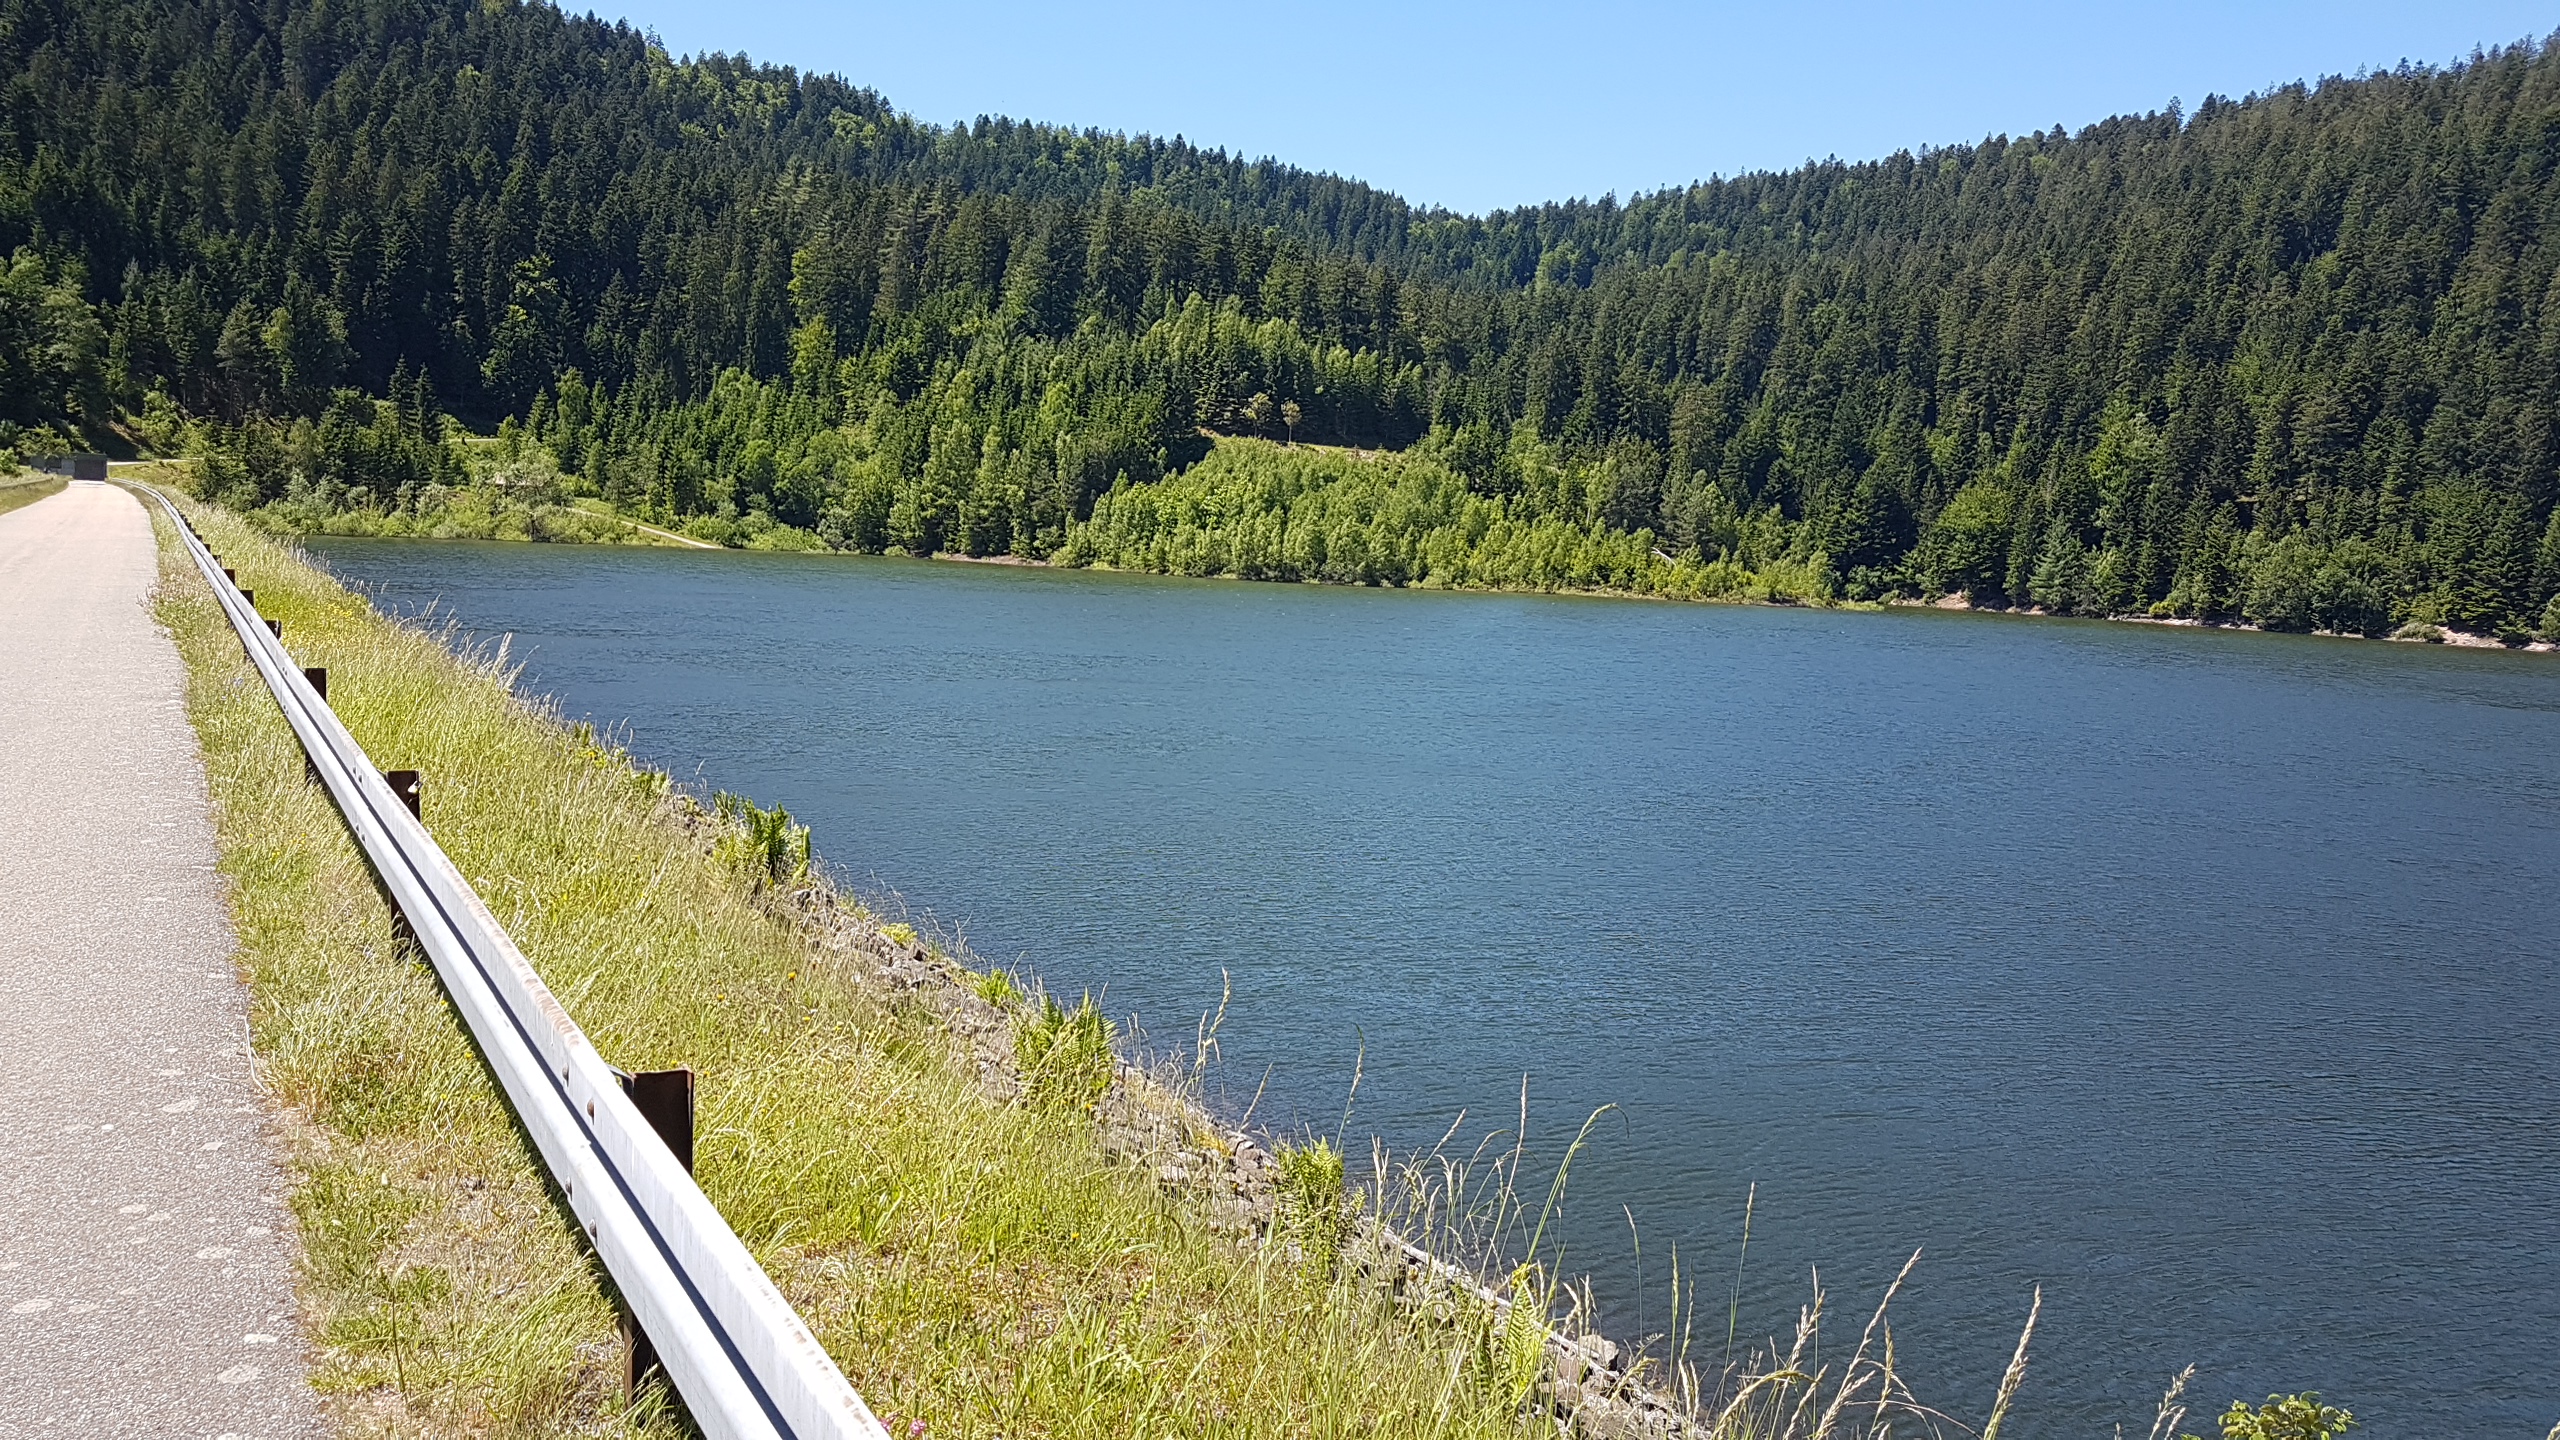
[8,0,2560,636]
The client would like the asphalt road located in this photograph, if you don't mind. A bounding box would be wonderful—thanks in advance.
[0,482,323,1437]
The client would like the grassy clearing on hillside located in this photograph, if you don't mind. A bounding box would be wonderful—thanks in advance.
[1057,438,1825,605]
[148,489,1584,1439]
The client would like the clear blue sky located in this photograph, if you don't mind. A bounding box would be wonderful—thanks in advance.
[600,0,2558,214]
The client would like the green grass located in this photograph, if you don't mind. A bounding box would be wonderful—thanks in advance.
[148,490,1583,1439]
[0,471,68,517]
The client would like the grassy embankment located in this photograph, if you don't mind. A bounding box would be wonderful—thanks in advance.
[146,482,1639,1439]
[0,470,68,517]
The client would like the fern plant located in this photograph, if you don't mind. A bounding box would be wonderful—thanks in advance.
[1013,993,1115,1114]
[966,968,1021,1007]
[2190,1394,2356,1440]
[712,790,810,887]
[1272,1137,1350,1274]
[1497,1263,1550,1410]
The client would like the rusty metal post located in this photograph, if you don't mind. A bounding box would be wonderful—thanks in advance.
[265,618,281,639]
[616,1066,696,1399]
[239,588,252,607]
[383,769,421,820]
[381,771,423,932]
[301,669,330,785]
[223,568,235,583]
[620,1068,695,1171]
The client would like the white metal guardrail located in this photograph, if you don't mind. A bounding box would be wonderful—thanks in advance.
[137,485,889,1440]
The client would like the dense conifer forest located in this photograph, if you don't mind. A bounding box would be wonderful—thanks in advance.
[8,0,2560,635]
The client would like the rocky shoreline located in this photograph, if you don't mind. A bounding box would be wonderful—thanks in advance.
[1898,593,2559,651]
[666,790,1705,1439]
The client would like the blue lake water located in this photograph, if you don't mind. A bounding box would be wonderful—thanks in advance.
[306,538,2560,1438]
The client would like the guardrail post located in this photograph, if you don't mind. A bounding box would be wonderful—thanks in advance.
[265,618,282,639]
[301,670,330,784]
[616,1067,696,1398]
[622,1068,694,1170]
[383,769,422,820]
[223,568,235,583]
[381,764,422,941]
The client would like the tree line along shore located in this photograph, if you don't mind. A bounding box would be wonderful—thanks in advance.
[113,428,2559,651]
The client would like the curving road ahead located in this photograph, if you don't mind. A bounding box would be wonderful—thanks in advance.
[0,482,322,1437]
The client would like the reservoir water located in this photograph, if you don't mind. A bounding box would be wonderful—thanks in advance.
[307,538,2560,1438]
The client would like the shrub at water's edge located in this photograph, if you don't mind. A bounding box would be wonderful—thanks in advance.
[2187,1393,2356,1440]
[179,413,2560,645]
